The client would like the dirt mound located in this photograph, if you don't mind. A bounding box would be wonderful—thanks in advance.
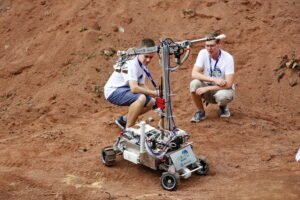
[0,0,299,199]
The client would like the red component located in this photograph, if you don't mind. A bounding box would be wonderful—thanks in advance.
[156,97,165,109]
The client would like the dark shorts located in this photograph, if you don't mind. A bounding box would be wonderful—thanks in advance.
[107,87,151,107]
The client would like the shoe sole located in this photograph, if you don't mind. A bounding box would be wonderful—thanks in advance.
[115,120,125,130]
[220,112,230,118]
[190,117,206,123]
[220,115,230,118]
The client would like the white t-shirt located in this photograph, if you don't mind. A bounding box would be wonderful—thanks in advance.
[104,57,146,99]
[195,49,234,80]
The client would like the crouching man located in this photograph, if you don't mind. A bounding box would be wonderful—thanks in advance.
[190,32,235,122]
[104,38,158,135]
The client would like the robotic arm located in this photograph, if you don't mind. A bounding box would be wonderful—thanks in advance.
[115,34,226,70]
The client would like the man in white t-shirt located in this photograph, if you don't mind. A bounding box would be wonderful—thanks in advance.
[104,38,158,133]
[190,32,235,122]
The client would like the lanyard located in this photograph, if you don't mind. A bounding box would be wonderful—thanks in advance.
[137,59,157,89]
[209,49,221,77]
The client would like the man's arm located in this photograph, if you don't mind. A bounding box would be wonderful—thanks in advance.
[195,74,234,95]
[192,65,227,86]
[129,80,157,96]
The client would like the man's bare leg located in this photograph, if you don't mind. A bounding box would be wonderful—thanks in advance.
[140,99,155,114]
[191,92,204,111]
[126,95,147,128]
[123,99,154,125]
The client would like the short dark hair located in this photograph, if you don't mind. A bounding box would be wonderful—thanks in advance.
[206,32,220,43]
[139,38,155,48]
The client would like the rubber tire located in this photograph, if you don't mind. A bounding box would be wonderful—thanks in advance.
[101,147,116,166]
[160,172,177,191]
[194,156,209,175]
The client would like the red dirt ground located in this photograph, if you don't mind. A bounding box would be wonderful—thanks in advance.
[0,0,299,199]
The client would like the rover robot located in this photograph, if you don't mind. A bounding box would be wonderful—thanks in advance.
[101,34,226,190]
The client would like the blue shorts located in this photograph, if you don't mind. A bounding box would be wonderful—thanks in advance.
[107,87,151,107]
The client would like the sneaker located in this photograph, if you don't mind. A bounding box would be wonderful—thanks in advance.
[219,106,230,118]
[191,110,206,123]
[115,116,126,130]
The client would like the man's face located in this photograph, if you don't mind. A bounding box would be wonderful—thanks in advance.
[205,40,219,56]
[139,53,154,66]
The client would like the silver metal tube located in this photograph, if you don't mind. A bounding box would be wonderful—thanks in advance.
[160,45,174,131]
[117,46,159,56]
[140,121,146,153]
[180,166,202,177]
[189,34,226,44]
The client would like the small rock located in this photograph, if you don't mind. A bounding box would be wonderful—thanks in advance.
[49,95,57,101]
[100,48,116,57]
[182,8,196,18]
[276,72,285,82]
[79,27,88,32]
[286,60,294,68]
[118,26,125,33]
[121,17,133,24]
[289,80,297,87]
[292,62,299,69]
[78,147,87,152]
[91,22,101,31]
[295,148,300,161]
[261,154,274,161]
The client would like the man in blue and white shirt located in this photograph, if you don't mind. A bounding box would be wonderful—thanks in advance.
[104,38,158,132]
[190,32,235,122]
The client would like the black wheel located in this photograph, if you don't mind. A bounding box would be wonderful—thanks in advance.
[101,146,116,166]
[194,156,209,175]
[160,172,177,191]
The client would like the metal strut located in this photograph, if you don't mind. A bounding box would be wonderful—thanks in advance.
[160,43,174,130]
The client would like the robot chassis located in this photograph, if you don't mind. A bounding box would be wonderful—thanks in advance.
[101,34,226,191]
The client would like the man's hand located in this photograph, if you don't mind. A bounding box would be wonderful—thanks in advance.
[196,87,210,96]
[152,90,159,97]
[214,78,227,87]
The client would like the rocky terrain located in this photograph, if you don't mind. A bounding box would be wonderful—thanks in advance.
[0,0,299,199]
